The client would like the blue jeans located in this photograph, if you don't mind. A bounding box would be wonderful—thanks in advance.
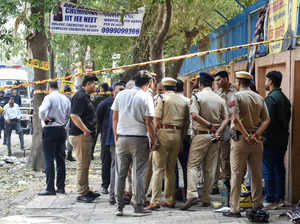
[262,143,287,203]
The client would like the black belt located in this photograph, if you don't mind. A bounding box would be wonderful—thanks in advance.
[44,126,65,129]
[118,135,147,138]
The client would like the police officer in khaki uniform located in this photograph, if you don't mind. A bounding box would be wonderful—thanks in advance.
[223,71,270,218]
[181,72,229,210]
[147,77,189,210]
[214,71,237,196]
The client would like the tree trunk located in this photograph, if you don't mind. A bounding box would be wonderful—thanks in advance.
[27,5,49,171]
[122,5,157,81]
[169,29,200,78]
[49,47,55,78]
[74,45,87,90]
[150,0,172,81]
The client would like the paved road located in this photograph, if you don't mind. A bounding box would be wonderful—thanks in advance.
[0,188,291,224]
[0,133,293,224]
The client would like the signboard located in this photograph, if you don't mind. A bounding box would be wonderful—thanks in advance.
[50,2,145,37]
[268,0,299,54]
[61,80,74,94]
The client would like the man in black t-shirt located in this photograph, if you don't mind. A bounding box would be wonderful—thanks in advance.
[69,75,100,203]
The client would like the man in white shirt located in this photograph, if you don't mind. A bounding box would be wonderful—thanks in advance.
[3,97,24,156]
[111,70,155,216]
[38,81,71,196]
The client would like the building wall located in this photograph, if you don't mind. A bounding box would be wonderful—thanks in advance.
[290,48,300,204]
[254,49,300,204]
[182,48,300,204]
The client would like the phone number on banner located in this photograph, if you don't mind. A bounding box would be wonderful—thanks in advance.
[101,27,140,35]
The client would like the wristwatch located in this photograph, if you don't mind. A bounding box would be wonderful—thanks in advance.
[207,122,212,130]
[245,134,250,141]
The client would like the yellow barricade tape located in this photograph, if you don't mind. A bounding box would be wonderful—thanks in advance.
[2,36,299,91]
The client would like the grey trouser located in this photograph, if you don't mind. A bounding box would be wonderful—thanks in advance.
[115,136,149,208]
[6,119,24,154]
[109,144,116,200]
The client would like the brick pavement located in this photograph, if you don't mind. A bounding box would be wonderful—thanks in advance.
[0,135,293,224]
[0,189,292,224]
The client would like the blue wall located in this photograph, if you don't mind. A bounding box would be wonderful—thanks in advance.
[179,0,270,76]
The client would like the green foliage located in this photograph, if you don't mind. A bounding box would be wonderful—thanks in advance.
[0,0,259,76]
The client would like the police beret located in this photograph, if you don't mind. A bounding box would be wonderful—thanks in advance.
[162,77,177,87]
[266,71,282,83]
[236,71,253,80]
[199,72,214,83]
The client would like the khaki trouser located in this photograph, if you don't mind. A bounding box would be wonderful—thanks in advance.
[69,135,93,196]
[144,152,153,194]
[230,138,263,213]
[220,139,231,180]
[187,134,219,203]
[151,129,182,204]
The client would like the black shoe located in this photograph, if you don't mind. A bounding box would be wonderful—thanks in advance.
[38,190,56,196]
[77,195,95,203]
[86,191,100,199]
[202,202,211,207]
[3,141,6,145]
[211,186,220,195]
[101,187,109,194]
[223,212,242,218]
[147,191,152,197]
[109,198,116,205]
[67,152,76,161]
[56,189,65,194]
[8,152,11,156]
[134,206,152,214]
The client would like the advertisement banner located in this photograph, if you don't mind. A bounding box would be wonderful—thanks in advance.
[268,0,299,54]
[50,2,145,37]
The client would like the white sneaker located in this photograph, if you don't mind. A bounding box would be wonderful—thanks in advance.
[264,202,278,210]
[114,208,123,216]
[278,200,285,208]
[263,201,273,207]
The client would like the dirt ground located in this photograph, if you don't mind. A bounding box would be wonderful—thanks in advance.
[0,133,102,218]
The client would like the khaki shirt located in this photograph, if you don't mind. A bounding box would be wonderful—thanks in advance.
[177,93,193,135]
[215,83,237,117]
[155,91,189,128]
[190,87,227,132]
[229,87,269,132]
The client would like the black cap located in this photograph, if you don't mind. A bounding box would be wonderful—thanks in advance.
[64,84,72,92]
[176,79,184,92]
[215,70,228,78]
[266,71,282,83]
[199,72,214,85]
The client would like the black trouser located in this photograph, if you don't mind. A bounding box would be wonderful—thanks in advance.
[176,135,191,195]
[91,131,99,158]
[6,119,24,154]
[0,115,4,136]
[42,126,66,192]
[101,143,112,189]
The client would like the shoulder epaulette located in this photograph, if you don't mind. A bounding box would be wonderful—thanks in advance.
[192,93,198,101]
